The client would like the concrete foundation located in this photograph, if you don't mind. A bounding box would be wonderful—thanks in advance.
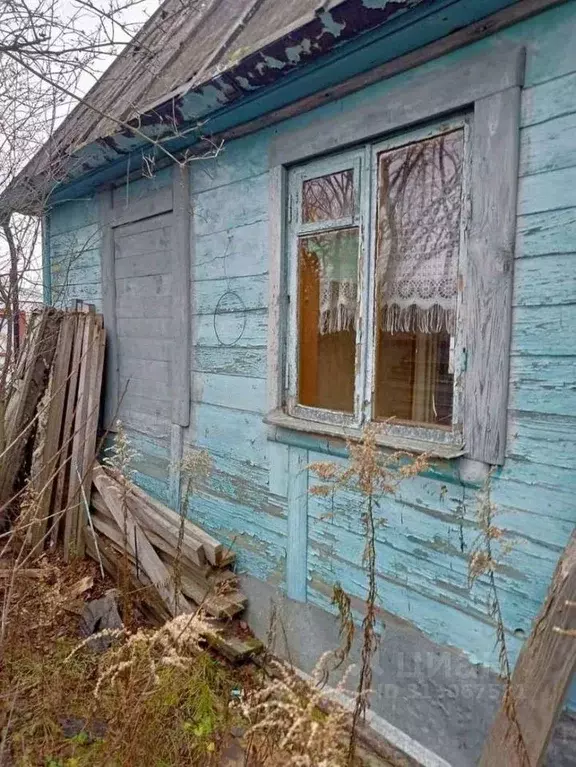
[241,574,576,767]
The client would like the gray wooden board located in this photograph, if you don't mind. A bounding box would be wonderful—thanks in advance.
[464,87,521,465]
[65,310,95,559]
[117,393,171,419]
[115,273,173,298]
[29,314,75,551]
[52,313,81,524]
[111,186,173,227]
[171,164,191,426]
[113,211,174,437]
[479,529,576,767]
[114,250,172,280]
[78,319,106,555]
[119,376,171,402]
[99,189,118,429]
[115,295,173,319]
[116,317,173,339]
[92,465,191,616]
[117,337,171,362]
[120,358,170,381]
[0,310,61,513]
[267,165,287,414]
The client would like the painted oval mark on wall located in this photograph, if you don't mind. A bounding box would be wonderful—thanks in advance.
[213,291,247,346]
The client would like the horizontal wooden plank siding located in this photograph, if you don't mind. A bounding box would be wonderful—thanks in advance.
[47,1,576,715]
[49,198,102,311]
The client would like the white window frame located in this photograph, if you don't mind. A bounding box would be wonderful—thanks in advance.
[286,149,366,429]
[266,45,525,465]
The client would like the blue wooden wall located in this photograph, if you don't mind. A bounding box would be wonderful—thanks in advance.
[49,195,101,310]
[47,1,576,681]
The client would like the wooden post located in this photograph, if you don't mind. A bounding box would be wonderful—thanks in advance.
[479,530,576,767]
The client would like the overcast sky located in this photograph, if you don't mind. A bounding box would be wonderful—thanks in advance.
[1,0,163,301]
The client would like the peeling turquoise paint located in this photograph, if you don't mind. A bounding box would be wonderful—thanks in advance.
[44,0,576,712]
[317,10,346,38]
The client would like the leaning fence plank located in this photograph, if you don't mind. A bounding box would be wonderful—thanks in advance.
[0,309,60,522]
[76,318,106,556]
[479,530,576,767]
[52,313,80,547]
[69,307,96,557]
[63,312,88,560]
[28,314,75,553]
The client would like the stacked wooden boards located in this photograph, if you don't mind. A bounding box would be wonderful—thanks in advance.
[0,304,105,561]
[87,463,247,620]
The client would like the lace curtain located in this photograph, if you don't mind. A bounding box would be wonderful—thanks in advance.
[376,130,463,335]
[302,229,358,334]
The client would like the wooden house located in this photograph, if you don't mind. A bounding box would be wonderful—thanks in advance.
[3,1,576,763]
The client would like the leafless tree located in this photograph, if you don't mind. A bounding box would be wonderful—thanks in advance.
[0,0,162,409]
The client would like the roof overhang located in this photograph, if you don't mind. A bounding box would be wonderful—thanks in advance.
[1,0,558,213]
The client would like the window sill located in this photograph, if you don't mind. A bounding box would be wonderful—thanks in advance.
[264,409,465,459]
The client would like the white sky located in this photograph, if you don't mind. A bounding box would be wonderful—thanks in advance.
[1,0,162,302]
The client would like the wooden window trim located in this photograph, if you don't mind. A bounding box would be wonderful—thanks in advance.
[267,45,525,465]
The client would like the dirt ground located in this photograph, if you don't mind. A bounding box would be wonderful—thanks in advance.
[0,551,396,767]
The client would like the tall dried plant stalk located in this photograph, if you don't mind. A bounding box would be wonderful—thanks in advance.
[468,474,530,767]
[309,424,429,763]
[173,448,211,612]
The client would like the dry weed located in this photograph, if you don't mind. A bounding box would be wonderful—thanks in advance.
[468,474,530,767]
[91,610,218,695]
[0,553,245,766]
[241,653,357,766]
[310,424,429,762]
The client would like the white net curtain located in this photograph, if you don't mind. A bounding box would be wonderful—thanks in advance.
[300,129,464,338]
[376,129,464,335]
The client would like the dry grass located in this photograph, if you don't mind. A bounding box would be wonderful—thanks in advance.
[240,654,358,767]
[0,552,246,766]
[0,547,381,767]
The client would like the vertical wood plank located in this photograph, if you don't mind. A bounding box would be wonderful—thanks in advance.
[52,313,80,534]
[286,445,308,602]
[169,422,183,511]
[99,188,118,429]
[77,317,106,555]
[464,86,522,465]
[267,165,287,415]
[479,529,576,767]
[29,314,74,551]
[171,164,191,427]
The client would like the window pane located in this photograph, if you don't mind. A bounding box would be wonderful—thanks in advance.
[374,130,463,426]
[298,228,358,413]
[302,169,354,223]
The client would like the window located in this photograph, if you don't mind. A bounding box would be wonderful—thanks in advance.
[269,46,523,464]
[285,120,468,447]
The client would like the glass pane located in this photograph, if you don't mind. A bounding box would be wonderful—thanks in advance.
[297,228,358,413]
[373,130,463,426]
[302,169,354,223]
